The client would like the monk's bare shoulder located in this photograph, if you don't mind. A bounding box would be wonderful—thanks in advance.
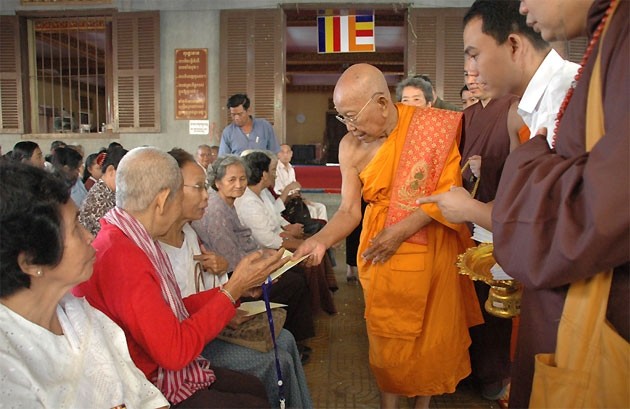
[339,132,385,174]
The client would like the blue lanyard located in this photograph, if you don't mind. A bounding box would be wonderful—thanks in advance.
[262,277,285,409]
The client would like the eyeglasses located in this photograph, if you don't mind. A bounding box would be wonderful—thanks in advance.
[335,92,383,126]
[183,182,210,191]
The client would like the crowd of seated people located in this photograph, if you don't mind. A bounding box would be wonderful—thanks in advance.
[2,143,322,408]
[191,154,317,359]
[235,151,338,314]
[159,148,312,407]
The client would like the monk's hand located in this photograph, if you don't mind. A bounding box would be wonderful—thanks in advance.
[293,237,326,266]
[362,226,404,264]
[535,127,548,138]
[416,186,473,224]
[468,155,482,178]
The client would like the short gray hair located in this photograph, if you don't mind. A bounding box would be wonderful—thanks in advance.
[395,77,433,103]
[116,147,182,212]
[207,155,250,191]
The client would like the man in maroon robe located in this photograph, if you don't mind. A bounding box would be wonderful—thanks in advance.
[491,0,629,407]
[459,90,521,402]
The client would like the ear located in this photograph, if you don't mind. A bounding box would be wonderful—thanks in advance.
[17,252,42,278]
[507,34,522,59]
[155,188,172,215]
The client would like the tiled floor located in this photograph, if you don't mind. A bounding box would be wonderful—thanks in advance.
[300,193,499,408]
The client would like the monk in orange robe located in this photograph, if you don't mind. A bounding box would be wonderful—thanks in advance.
[294,63,482,408]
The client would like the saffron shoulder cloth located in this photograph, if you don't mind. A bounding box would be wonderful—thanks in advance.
[384,107,463,244]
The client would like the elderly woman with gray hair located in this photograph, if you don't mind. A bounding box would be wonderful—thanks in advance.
[395,76,434,108]
[74,147,286,408]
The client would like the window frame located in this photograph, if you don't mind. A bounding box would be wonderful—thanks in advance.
[0,9,160,137]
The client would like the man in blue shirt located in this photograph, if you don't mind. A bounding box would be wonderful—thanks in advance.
[219,93,280,156]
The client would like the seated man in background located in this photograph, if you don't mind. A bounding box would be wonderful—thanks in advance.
[195,144,218,171]
[274,144,328,222]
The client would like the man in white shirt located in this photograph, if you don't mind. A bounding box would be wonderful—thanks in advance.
[274,144,328,221]
[463,0,578,147]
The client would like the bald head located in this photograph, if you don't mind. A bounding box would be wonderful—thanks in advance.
[332,64,398,141]
[116,146,182,212]
[334,63,391,108]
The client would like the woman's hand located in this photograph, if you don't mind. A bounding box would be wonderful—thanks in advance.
[282,223,304,238]
[280,236,304,251]
[194,245,229,275]
[224,249,286,300]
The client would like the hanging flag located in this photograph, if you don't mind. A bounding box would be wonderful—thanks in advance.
[317,14,375,54]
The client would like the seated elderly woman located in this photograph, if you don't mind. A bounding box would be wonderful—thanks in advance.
[9,141,45,168]
[79,146,128,236]
[160,149,312,408]
[73,147,286,408]
[235,151,337,314]
[192,155,316,340]
[0,162,168,408]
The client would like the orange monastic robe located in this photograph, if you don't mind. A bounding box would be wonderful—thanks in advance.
[358,104,483,396]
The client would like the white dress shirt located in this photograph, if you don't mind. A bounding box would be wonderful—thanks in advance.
[518,49,580,147]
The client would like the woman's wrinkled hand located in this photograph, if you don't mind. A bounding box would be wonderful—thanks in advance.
[194,245,229,275]
[225,249,287,299]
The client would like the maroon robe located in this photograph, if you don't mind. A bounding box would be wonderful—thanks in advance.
[460,95,520,203]
[460,95,519,393]
[492,1,630,407]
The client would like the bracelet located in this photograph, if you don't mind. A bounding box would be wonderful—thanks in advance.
[219,287,236,305]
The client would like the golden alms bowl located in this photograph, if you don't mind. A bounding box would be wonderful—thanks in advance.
[457,243,522,319]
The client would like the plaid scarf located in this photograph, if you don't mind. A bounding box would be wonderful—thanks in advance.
[103,207,215,404]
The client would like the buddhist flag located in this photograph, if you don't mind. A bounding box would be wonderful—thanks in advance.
[317,14,375,54]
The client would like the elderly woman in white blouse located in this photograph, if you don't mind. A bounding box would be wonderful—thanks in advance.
[0,162,168,408]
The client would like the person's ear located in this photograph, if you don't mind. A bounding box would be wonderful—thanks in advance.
[17,252,43,278]
[508,34,522,60]
[155,188,172,215]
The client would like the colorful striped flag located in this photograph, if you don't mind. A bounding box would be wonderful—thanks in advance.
[317,14,375,54]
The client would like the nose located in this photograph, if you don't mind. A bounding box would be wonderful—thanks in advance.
[519,1,528,15]
[344,121,358,131]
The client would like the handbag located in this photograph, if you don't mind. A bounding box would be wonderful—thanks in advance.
[217,308,286,353]
[529,3,629,407]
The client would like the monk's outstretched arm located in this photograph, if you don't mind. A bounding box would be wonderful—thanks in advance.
[292,136,364,264]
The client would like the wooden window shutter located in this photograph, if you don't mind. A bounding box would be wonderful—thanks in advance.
[407,8,467,106]
[0,16,24,133]
[220,9,285,141]
[113,11,160,132]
